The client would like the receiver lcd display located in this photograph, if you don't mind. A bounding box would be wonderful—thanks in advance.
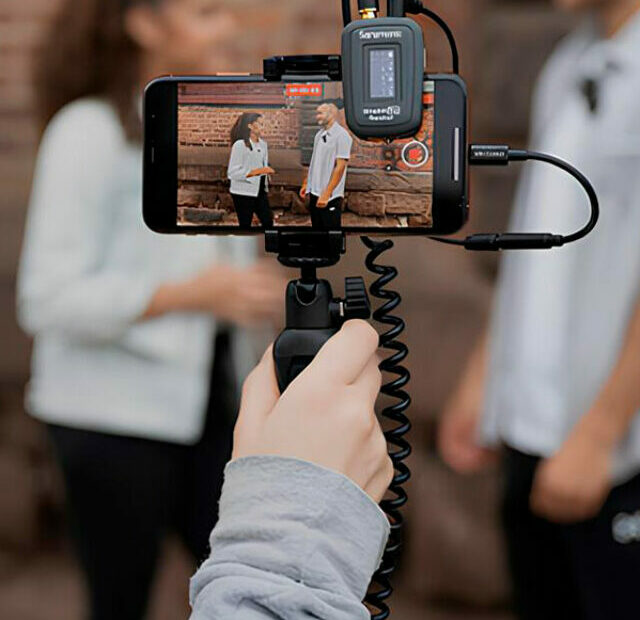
[370,49,396,99]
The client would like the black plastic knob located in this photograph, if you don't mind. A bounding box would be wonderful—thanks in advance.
[343,277,371,320]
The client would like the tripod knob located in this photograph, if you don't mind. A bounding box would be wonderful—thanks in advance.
[342,277,371,320]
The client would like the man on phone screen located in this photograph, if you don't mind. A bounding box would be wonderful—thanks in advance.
[300,100,353,230]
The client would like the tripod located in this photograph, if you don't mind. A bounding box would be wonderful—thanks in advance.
[267,230,411,620]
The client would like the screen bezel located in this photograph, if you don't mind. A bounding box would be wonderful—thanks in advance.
[143,74,467,236]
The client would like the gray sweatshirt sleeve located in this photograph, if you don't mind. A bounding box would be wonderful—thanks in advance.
[189,456,390,619]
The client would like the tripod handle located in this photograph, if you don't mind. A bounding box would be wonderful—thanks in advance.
[272,276,371,392]
[273,327,338,392]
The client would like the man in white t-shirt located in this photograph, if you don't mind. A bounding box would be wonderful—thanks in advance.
[438,2,640,619]
[300,100,353,230]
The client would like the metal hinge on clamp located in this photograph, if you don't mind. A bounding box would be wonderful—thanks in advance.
[265,230,346,269]
[263,55,342,82]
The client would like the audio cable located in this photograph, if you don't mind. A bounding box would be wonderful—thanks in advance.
[431,145,600,251]
[403,1,460,74]
[345,2,460,74]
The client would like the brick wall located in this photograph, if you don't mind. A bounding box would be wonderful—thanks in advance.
[0,0,65,543]
[179,106,301,149]
[178,83,434,171]
[0,0,76,615]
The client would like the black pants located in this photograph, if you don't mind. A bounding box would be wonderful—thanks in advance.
[48,332,238,620]
[308,194,343,230]
[232,186,273,230]
[502,448,640,620]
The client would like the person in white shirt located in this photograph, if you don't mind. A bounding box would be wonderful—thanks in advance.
[438,1,640,618]
[20,1,285,619]
[227,112,275,229]
[300,100,354,230]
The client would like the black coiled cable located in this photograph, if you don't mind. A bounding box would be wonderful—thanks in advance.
[431,147,601,251]
[361,236,412,620]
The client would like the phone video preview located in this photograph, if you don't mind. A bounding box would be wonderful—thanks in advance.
[177,81,434,231]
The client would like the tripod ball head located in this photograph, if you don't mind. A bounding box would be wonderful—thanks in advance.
[273,276,371,392]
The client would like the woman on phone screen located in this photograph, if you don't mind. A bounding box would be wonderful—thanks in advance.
[227,113,275,230]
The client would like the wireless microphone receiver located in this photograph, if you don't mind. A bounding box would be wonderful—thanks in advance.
[342,16,424,139]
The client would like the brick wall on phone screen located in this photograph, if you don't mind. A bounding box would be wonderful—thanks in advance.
[179,106,301,149]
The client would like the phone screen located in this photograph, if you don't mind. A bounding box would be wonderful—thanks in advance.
[177,80,434,231]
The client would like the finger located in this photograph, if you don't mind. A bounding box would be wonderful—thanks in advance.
[245,274,286,291]
[530,486,559,520]
[530,486,575,523]
[349,353,382,404]
[529,480,550,515]
[367,435,394,503]
[250,259,284,274]
[308,320,380,385]
[237,345,279,425]
[242,283,285,303]
[244,289,284,309]
[242,297,284,320]
[367,467,393,504]
[445,446,498,474]
[536,494,597,524]
[256,278,288,295]
[235,309,282,329]
[244,275,288,296]
[242,270,283,288]
[533,499,577,523]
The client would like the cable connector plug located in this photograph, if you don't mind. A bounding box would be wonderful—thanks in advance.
[401,0,424,14]
[468,144,510,166]
[430,144,600,251]
[462,233,565,251]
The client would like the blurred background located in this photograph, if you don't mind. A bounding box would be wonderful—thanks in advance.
[0,0,574,618]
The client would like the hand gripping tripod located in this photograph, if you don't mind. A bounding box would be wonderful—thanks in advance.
[267,230,411,620]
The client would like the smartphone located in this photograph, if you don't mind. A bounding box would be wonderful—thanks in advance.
[144,74,467,235]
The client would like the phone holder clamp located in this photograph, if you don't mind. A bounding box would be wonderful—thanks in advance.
[263,55,342,82]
